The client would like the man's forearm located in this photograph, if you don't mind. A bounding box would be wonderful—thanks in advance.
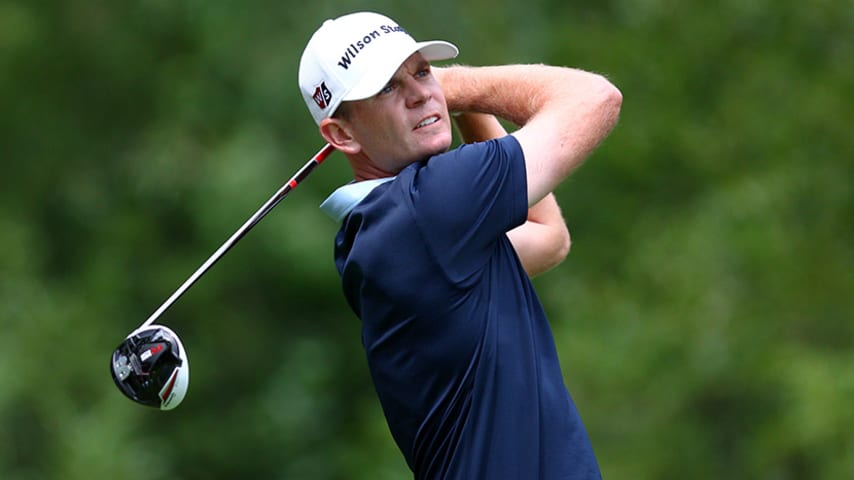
[437,64,613,127]
[435,64,622,207]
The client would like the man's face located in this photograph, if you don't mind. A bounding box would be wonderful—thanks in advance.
[340,53,453,172]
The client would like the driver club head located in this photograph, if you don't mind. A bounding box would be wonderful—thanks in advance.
[111,324,189,410]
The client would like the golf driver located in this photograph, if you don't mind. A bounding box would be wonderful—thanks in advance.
[111,143,335,410]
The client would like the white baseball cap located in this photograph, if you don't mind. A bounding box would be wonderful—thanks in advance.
[298,11,459,125]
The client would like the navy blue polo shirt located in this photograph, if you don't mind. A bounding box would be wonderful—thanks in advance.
[321,136,600,479]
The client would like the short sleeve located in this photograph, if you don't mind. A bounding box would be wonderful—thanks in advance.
[404,135,527,283]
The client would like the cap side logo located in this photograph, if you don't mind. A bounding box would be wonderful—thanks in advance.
[313,82,332,110]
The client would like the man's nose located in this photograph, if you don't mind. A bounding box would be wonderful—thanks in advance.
[404,78,431,108]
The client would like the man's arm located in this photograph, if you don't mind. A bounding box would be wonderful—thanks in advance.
[435,64,622,207]
[454,113,570,277]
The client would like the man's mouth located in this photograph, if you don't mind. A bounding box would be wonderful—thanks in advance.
[415,116,440,130]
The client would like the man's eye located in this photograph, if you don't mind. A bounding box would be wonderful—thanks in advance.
[416,68,430,78]
[379,84,394,95]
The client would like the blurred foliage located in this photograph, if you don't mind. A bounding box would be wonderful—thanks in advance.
[1,0,852,478]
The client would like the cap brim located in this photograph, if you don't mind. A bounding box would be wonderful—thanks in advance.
[416,40,459,63]
[343,40,459,101]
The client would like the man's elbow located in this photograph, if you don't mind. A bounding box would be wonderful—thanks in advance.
[593,75,623,128]
[544,225,571,271]
[555,226,571,263]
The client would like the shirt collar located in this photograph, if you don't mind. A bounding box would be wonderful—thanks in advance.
[319,177,395,222]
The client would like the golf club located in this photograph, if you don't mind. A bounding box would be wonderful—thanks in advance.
[111,143,335,410]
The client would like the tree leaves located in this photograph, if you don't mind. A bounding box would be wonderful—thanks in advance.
[1,0,851,478]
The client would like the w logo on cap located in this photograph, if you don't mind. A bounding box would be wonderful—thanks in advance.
[313,82,333,110]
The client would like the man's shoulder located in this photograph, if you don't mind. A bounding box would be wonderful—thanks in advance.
[400,135,524,184]
[429,135,523,164]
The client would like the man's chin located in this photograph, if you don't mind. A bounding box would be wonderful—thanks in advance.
[426,142,452,157]
[421,133,454,157]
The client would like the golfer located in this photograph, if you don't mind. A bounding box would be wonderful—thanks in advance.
[299,11,622,479]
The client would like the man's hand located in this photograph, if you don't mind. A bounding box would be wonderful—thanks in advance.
[453,113,570,277]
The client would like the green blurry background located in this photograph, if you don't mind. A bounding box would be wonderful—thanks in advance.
[1,0,851,478]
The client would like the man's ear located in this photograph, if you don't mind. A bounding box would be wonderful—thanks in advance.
[320,118,361,155]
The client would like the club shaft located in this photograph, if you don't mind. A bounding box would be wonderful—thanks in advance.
[139,144,335,330]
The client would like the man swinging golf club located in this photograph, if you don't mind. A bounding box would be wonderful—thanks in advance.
[300,10,622,479]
